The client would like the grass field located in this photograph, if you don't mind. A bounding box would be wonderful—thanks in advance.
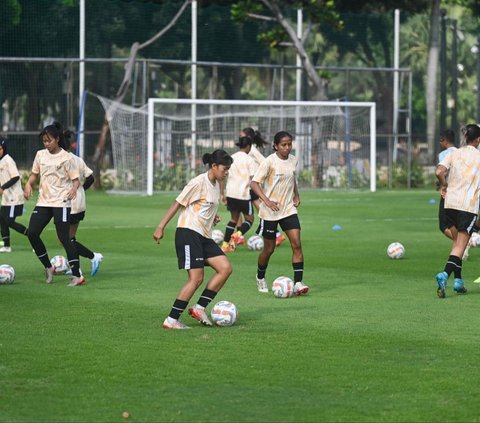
[2,189,480,422]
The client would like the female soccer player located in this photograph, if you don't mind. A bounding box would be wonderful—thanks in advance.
[0,137,28,252]
[435,123,480,298]
[250,130,309,295]
[243,127,286,247]
[220,135,256,252]
[24,122,84,286]
[66,134,103,277]
[154,149,234,330]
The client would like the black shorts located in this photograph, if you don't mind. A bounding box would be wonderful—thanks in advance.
[70,211,85,225]
[1,204,24,219]
[438,197,449,233]
[226,197,253,215]
[256,214,301,240]
[445,208,477,234]
[175,228,224,269]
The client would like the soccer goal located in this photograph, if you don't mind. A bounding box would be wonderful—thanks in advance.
[98,96,376,195]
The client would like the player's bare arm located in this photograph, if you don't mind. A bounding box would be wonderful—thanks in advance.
[153,201,182,243]
[250,180,279,211]
[23,173,38,200]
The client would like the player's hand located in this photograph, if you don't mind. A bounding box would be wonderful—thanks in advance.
[265,199,280,212]
[24,185,32,200]
[213,214,221,225]
[293,197,301,207]
[441,185,447,199]
[153,227,164,243]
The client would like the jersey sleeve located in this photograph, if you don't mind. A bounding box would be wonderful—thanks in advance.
[31,152,41,174]
[6,157,20,179]
[176,178,202,207]
[252,157,270,184]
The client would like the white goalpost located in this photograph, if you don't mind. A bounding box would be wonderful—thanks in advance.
[97,96,376,195]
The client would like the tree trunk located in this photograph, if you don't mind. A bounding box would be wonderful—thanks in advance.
[426,0,440,164]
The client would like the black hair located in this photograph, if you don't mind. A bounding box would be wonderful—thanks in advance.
[39,121,70,150]
[440,129,455,145]
[242,127,268,148]
[273,131,293,150]
[462,124,480,145]
[236,136,252,149]
[202,149,233,168]
[0,137,7,155]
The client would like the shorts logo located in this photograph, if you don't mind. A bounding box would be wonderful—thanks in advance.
[195,258,204,262]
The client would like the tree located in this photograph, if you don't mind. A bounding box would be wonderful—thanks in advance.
[91,0,191,188]
[426,0,441,164]
[231,0,342,101]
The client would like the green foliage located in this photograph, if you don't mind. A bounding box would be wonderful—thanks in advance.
[153,164,195,191]
[377,160,430,188]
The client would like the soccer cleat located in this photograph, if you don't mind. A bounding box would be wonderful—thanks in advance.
[236,235,246,245]
[162,317,190,330]
[221,241,236,253]
[68,275,86,287]
[0,246,12,253]
[436,271,448,298]
[275,232,286,247]
[91,252,103,276]
[45,266,55,284]
[453,278,468,294]
[256,276,268,293]
[230,231,243,246]
[188,305,213,326]
[294,281,309,296]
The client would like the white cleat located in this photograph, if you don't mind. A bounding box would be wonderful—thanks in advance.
[256,276,268,293]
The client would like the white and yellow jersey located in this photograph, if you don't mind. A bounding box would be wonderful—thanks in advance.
[440,145,480,213]
[70,153,93,214]
[252,153,298,221]
[31,148,80,207]
[225,151,256,200]
[175,172,220,238]
[0,154,24,206]
[249,144,266,167]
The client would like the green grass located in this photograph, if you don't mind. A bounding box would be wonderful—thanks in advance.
[2,190,480,422]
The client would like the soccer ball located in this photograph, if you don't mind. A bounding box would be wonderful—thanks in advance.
[51,255,70,274]
[470,232,480,247]
[210,300,238,327]
[247,235,264,251]
[272,276,294,298]
[212,229,224,245]
[0,264,15,284]
[387,242,405,259]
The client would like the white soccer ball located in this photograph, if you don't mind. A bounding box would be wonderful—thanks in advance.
[0,264,15,284]
[210,300,238,327]
[387,242,405,259]
[470,232,480,247]
[51,255,70,275]
[247,235,264,251]
[272,276,295,298]
[212,229,224,245]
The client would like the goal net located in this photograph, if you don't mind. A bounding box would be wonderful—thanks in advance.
[97,96,376,195]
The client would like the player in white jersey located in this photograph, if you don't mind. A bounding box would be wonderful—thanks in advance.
[220,136,256,252]
[67,138,103,277]
[435,124,480,298]
[239,127,286,247]
[0,137,29,252]
[23,122,84,286]
[437,129,458,241]
[154,150,234,330]
[251,131,309,296]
